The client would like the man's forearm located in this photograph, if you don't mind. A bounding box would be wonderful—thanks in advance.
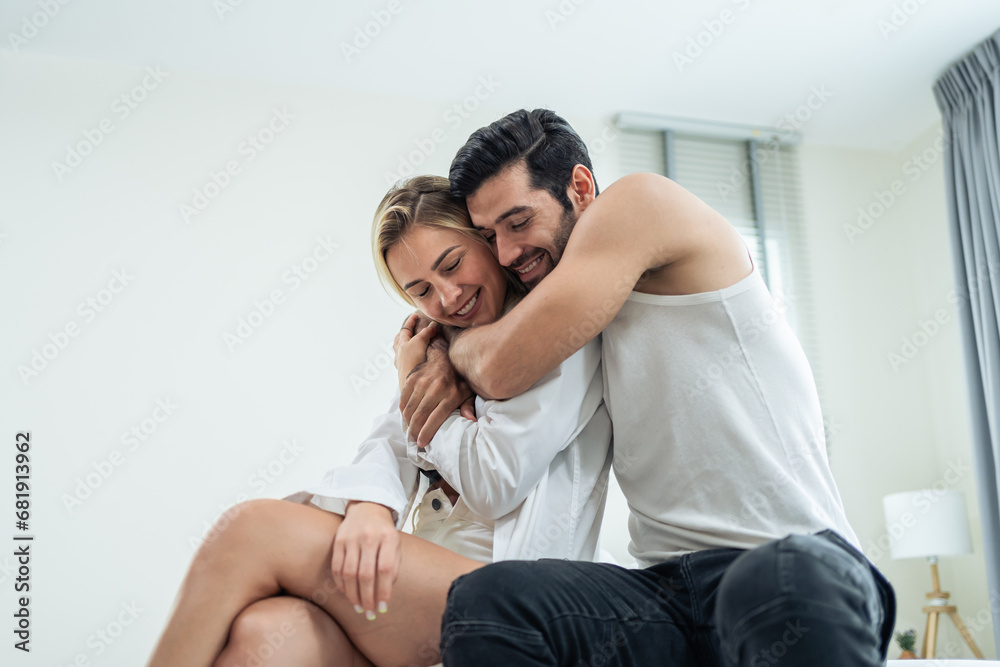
[449,321,536,400]
[449,326,495,398]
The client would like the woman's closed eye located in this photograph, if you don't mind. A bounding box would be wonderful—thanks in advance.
[414,257,462,298]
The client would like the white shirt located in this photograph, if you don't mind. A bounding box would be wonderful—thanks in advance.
[602,268,859,566]
[303,338,613,563]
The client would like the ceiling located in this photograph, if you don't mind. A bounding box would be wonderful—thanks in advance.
[2,0,998,151]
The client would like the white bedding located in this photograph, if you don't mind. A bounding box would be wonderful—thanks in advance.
[886,661,1000,665]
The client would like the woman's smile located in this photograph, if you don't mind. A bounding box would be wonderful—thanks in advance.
[452,288,481,319]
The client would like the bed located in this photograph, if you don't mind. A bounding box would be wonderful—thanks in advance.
[886,661,1000,665]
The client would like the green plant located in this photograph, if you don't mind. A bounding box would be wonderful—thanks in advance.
[895,628,917,652]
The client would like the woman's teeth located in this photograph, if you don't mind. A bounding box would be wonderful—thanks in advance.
[456,291,478,316]
[517,256,543,274]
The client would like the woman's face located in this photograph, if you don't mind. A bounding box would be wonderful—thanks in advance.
[387,225,507,328]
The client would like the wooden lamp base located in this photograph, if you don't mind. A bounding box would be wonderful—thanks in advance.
[921,558,984,659]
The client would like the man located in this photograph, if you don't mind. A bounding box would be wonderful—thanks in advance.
[398,109,894,666]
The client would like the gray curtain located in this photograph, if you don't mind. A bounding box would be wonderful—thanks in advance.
[934,28,1000,650]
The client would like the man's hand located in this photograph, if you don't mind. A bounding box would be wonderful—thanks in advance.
[330,501,400,619]
[400,339,476,447]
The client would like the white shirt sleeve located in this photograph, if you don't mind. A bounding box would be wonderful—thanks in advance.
[406,338,604,520]
[304,392,417,527]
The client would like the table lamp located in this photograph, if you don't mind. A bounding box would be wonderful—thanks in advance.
[882,489,983,659]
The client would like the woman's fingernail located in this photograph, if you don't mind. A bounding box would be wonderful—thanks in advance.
[365,610,377,621]
[354,605,364,614]
[378,601,388,614]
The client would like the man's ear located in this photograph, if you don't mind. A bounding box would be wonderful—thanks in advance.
[567,164,596,211]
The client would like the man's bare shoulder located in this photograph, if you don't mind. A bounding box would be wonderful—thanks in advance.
[578,172,753,295]
[577,173,718,244]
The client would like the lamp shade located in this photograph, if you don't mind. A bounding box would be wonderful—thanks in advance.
[882,490,973,560]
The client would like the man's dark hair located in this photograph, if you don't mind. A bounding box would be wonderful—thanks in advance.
[449,109,598,213]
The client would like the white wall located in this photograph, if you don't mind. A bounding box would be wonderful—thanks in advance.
[799,124,996,659]
[0,52,624,665]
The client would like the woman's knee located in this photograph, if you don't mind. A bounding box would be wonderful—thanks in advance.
[193,499,304,570]
[233,596,313,642]
[217,597,315,667]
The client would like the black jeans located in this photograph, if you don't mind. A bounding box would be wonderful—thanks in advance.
[440,530,895,666]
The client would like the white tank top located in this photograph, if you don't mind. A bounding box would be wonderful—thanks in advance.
[602,267,858,566]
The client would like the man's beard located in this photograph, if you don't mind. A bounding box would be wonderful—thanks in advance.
[515,206,580,290]
[550,206,579,265]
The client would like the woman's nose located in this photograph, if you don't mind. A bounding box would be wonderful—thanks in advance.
[440,282,463,310]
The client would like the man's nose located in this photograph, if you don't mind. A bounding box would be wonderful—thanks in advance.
[495,233,521,267]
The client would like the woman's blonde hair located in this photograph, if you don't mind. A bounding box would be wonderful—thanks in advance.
[372,175,525,312]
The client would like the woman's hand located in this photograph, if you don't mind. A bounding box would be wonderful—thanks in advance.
[393,312,434,368]
[330,501,401,619]
[395,313,439,385]
[395,313,477,442]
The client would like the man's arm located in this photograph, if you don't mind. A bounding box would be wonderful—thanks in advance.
[398,337,476,445]
[407,338,605,520]
[450,172,725,399]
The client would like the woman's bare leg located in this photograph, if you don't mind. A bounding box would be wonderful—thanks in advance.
[213,596,373,667]
[146,498,483,667]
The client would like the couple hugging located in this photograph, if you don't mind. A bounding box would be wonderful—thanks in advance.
[148,109,895,667]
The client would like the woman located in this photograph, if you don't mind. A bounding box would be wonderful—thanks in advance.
[146,176,612,667]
